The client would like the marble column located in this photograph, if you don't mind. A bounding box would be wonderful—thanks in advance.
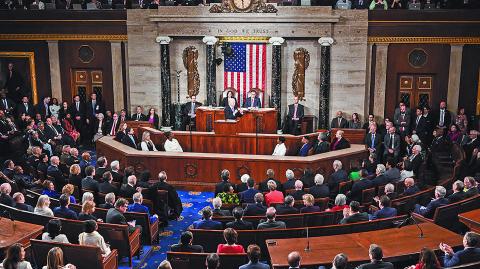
[203,36,218,106]
[156,36,173,127]
[318,37,334,130]
[47,40,62,102]
[373,43,389,120]
[110,41,125,112]
[447,44,464,114]
[269,37,284,130]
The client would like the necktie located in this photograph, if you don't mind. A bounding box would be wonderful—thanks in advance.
[371,133,375,148]
[76,102,79,111]
[25,103,28,112]
[191,102,195,117]
[338,118,341,127]
[440,110,445,126]
[137,114,140,120]
[130,135,135,146]
[110,120,117,136]
[251,98,254,107]
[3,99,7,108]
[390,135,394,149]
[416,116,420,126]
[92,101,96,112]
[45,104,48,116]
[293,105,297,119]
[51,125,59,136]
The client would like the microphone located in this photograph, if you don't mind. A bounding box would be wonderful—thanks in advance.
[395,212,424,238]
[304,225,311,252]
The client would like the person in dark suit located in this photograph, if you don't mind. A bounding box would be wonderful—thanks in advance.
[99,192,116,209]
[331,130,350,151]
[291,180,307,201]
[226,207,254,230]
[70,95,85,133]
[412,107,428,143]
[35,96,51,120]
[309,174,330,198]
[300,194,320,213]
[348,169,373,203]
[191,207,222,229]
[371,164,389,187]
[402,178,420,197]
[257,207,286,229]
[81,166,99,192]
[224,97,243,120]
[47,156,66,191]
[244,193,267,216]
[16,96,34,117]
[328,160,349,194]
[275,195,299,215]
[447,180,465,204]
[463,130,480,162]
[212,197,231,216]
[239,244,269,269]
[283,96,304,135]
[414,186,449,219]
[98,172,118,195]
[53,194,78,220]
[370,196,397,220]
[170,231,204,253]
[120,175,138,199]
[86,93,105,123]
[365,124,382,156]
[182,95,202,130]
[0,183,14,207]
[148,171,183,219]
[12,192,34,212]
[352,0,369,8]
[106,198,139,234]
[258,169,283,193]
[393,102,411,137]
[440,232,480,267]
[330,111,348,128]
[298,136,311,157]
[4,63,24,103]
[403,145,423,177]
[463,176,478,198]
[110,161,124,183]
[105,113,120,137]
[239,178,260,204]
[383,126,401,162]
[132,106,147,121]
[282,169,296,191]
[434,101,452,130]
[243,89,261,108]
[340,201,369,224]
[95,156,109,181]
[313,132,330,155]
[356,244,394,269]
[121,128,139,149]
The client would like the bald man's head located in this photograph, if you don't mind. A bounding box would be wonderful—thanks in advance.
[287,251,301,268]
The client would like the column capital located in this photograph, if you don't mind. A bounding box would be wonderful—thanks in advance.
[268,37,285,46]
[156,36,172,45]
[202,36,218,45]
[318,37,334,46]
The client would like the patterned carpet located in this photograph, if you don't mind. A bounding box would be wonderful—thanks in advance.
[123,190,214,269]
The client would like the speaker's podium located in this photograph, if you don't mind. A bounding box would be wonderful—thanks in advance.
[214,119,239,135]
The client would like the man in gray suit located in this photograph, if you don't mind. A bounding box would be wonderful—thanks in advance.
[383,127,400,163]
[257,207,286,229]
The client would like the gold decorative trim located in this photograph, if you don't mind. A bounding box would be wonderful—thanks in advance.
[0,52,38,104]
[218,36,269,43]
[368,36,480,44]
[369,20,480,24]
[0,34,127,41]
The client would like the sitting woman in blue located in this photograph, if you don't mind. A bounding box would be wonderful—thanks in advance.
[127,192,158,224]
[41,180,60,199]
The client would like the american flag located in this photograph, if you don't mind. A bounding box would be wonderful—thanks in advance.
[224,43,267,107]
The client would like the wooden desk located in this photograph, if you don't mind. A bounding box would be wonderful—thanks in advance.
[196,107,277,133]
[459,208,480,233]
[267,223,463,269]
[0,219,43,253]
[214,120,238,135]
[125,120,153,134]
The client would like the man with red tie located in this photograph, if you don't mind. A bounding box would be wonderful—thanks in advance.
[107,113,120,136]
[283,95,304,135]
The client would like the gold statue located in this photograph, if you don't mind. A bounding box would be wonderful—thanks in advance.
[182,46,200,97]
[292,48,310,101]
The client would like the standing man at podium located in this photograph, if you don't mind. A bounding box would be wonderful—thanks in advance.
[284,96,304,135]
[182,95,202,130]
[243,89,261,109]
[224,98,244,120]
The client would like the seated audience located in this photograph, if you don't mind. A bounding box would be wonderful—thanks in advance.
[440,232,480,267]
[406,247,440,269]
[78,220,111,256]
[331,130,350,151]
[340,201,368,224]
[257,207,286,229]
[34,194,54,217]
[370,196,397,220]
[12,192,33,212]
[61,184,77,204]
[120,175,139,199]
[328,160,348,194]
[331,253,349,269]
[276,195,299,215]
[78,200,101,221]
[236,174,249,193]
[81,166,99,192]
[128,192,159,223]
[300,194,320,213]
[1,243,33,269]
[384,159,400,182]
[216,228,245,253]
[214,169,231,197]
[272,136,287,156]
[164,131,183,152]
[99,192,116,209]
[212,197,232,216]
[0,182,14,206]
[158,261,172,269]
[149,171,183,219]
[309,174,329,198]
[244,193,267,216]
[110,160,123,183]
[259,169,283,193]
[356,244,393,269]
[121,127,139,150]
[140,131,158,151]
[291,180,306,201]
[42,219,69,244]
[287,251,302,269]
[298,136,311,157]
[402,178,420,196]
[191,207,222,230]
[226,207,253,230]
[239,177,259,204]
[414,186,448,219]
[170,231,204,253]
[53,194,78,220]
[43,247,76,269]
[41,180,60,199]
[216,183,239,205]
[329,194,349,212]
[206,253,220,269]
[239,244,269,269]
[348,169,373,203]
[464,176,478,198]
[265,180,284,207]
[313,132,330,154]
[447,180,465,203]
[382,183,397,200]
[371,164,389,187]
[282,169,296,190]
[99,171,118,195]
[82,192,95,204]
[106,198,139,234]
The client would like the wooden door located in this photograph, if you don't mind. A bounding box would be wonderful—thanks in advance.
[398,74,434,109]
[71,69,104,103]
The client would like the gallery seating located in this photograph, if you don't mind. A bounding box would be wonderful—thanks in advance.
[167,252,248,269]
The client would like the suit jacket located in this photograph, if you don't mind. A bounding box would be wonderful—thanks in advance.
[111,171,124,183]
[69,101,86,119]
[226,219,254,230]
[447,191,465,204]
[183,101,202,117]
[257,220,286,230]
[224,105,242,120]
[17,102,34,117]
[330,117,348,128]
[287,104,304,120]
[170,243,204,253]
[371,207,397,220]
[81,176,99,192]
[44,124,61,141]
[365,132,382,153]
[415,197,449,218]
[192,219,222,229]
[404,154,423,176]
[371,175,390,187]
[215,181,230,197]
[0,98,15,114]
[356,260,394,269]
[328,169,349,193]
[240,188,260,204]
[36,103,51,119]
[47,165,66,190]
[14,202,34,212]
[464,187,479,198]
[53,206,78,220]
[413,115,428,137]
[309,184,330,198]
[239,261,270,269]
[298,143,311,156]
[120,184,136,198]
[383,133,401,156]
[259,178,283,193]
[282,179,296,191]
[291,190,307,201]
[313,141,330,154]
[99,181,118,194]
[275,204,299,215]
[331,138,350,151]
[243,97,261,108]
[105,119,121,136]
[300,205,321,213]
[99,203,114,209]
[350,179,373,203]
[443,247,480,267]
[244,203,267,216]
[340,212,369,224]
[106,208,127,225]
[213,208,232,216]
[122,134,139,149]
[131,113,147,121]
[403,185,420,196]
[86,100,105,120]
[148,181,183,217]
[393,109,411,134]
[434,108,452,128]
[351,0,369,8]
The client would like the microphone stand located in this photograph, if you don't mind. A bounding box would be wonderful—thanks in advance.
[304,225,311,252]
[396,213,424,238]
[411,215,424,238]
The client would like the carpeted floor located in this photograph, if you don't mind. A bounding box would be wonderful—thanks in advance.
[123,190,214,269]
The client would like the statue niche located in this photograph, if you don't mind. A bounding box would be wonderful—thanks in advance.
[182,46,200,97]
[292,48,310,101]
